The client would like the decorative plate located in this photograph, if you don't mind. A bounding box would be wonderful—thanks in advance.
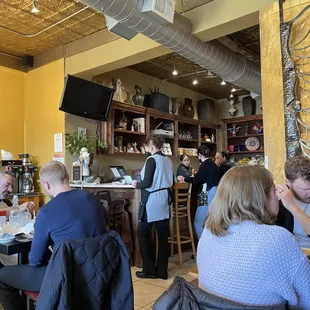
[245,137,260,151]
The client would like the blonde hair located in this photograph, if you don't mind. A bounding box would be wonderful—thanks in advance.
[206,165,274,236]
[40,161,69,185]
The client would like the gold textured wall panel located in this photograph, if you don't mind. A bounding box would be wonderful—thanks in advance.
[260,0,310,183]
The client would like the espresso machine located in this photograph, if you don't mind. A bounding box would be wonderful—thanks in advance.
[6,154,38,194]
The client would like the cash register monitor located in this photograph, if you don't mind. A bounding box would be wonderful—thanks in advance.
[109,166,127,181]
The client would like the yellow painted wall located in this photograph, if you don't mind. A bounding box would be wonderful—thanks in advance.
[24,59,65,202]
[0,66,25,157]
[260,0,310,182]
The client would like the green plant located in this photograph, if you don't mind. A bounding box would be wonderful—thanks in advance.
[65,132,106,156]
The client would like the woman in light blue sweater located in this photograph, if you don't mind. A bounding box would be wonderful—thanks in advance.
[197,165,310,309]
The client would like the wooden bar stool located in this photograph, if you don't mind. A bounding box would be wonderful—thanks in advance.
[168,183,196,268]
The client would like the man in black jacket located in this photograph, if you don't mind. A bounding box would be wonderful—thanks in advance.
[276,157,310,248]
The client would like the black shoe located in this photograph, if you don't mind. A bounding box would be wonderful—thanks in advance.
[136,271,157,279]
[157,274,168,280]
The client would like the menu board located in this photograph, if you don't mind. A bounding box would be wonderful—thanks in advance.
[72,165,82,183]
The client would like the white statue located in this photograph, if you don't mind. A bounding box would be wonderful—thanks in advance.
[114,78,124,102]
[228,97,237,116]
[74,147,90,179]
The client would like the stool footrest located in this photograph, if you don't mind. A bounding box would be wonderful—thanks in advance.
[25,291,39,301]
[168,235,193,245]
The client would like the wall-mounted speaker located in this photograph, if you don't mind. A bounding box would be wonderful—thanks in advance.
[23,56,34,68]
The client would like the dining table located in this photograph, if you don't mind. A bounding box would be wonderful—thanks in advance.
[0,238,32,265]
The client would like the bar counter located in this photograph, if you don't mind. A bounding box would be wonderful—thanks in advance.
[70,183,142,267]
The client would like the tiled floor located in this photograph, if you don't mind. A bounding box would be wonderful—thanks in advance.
[132,252,197,309]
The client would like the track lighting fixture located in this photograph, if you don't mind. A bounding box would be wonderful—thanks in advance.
[221,80,226,86]
[172,65,178,76]
[229,94,234,98]
[193,72,198,85]
[231,87,236,92]
[31,0,40,13]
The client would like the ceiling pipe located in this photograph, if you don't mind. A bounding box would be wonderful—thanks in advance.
[79,0,261,95]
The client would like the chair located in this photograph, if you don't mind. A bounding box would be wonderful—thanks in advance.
[25,291,38,310]
[168,183,195,268]
[95,191,134,265]
[34,232,134,310]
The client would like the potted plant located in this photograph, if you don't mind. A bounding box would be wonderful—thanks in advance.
[65,132,107,156]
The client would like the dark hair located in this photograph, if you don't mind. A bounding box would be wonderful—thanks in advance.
[198,145,211,158]
[285,156,310,182]
[145,135,165,150]
[219,151,228,160]
[180,154,190,162]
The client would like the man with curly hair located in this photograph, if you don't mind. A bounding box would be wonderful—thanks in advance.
[277,156,310,248]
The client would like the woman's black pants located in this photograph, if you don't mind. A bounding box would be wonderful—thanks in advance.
[138,219,169,278]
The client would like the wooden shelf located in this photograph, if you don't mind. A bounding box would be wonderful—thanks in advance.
[114,152,145,156]
[114,129,146,135]
[105,101,219,156]
[228,134,264,139]
[222,114,263,124]
[229,150,264,155]
[178,137,199,142]
[201,141,217,145]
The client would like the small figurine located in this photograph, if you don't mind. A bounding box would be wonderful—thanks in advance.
[73,147,90,180]
[132,85,144,106]
[117,136,123,152]
[252,122,263,134]
[119,114,127,130]
[228,97,237,116]
[131,124,134,131]
[127,143,134,153]
[211,134,215,142]
[203,134,211,142]
[112,78,124,103]
[132,142,140,153]
[227,124,241,136]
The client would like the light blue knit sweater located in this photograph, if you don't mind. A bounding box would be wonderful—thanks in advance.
[197,220,310,309]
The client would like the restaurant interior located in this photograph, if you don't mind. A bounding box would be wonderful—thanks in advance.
[0,0,310,309]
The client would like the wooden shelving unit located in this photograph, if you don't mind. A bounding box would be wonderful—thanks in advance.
[104,100,219,158]
[229,150,264,155]
[114,129,147,135]
[227,133,264,139]
[221,115,264,158]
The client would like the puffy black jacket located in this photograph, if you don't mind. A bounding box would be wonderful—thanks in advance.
[36,231,134,310]
[153,277,286,310]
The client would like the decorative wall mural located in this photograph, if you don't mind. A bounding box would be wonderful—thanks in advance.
[280,2,310,158]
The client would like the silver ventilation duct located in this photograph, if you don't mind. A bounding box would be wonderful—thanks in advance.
[80,0,261,94]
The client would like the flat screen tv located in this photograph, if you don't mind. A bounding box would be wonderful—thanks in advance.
[59,75,115,121]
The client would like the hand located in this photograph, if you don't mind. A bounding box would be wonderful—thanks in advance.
[177,176,185,183]
[214,159,220,167]
[20,202,35,216]
[275,184,297,212]
[131,180,138,188]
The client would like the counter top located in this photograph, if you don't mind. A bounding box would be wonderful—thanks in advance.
[9,192,40,198]
[70,183,135,189]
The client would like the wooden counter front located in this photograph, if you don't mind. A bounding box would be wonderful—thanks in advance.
[71,183,142,267]
[8,193,40,215]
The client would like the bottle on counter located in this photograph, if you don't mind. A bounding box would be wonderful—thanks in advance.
[9,195,22,227]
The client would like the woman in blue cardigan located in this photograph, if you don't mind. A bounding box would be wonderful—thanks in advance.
[197,165,310,309]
